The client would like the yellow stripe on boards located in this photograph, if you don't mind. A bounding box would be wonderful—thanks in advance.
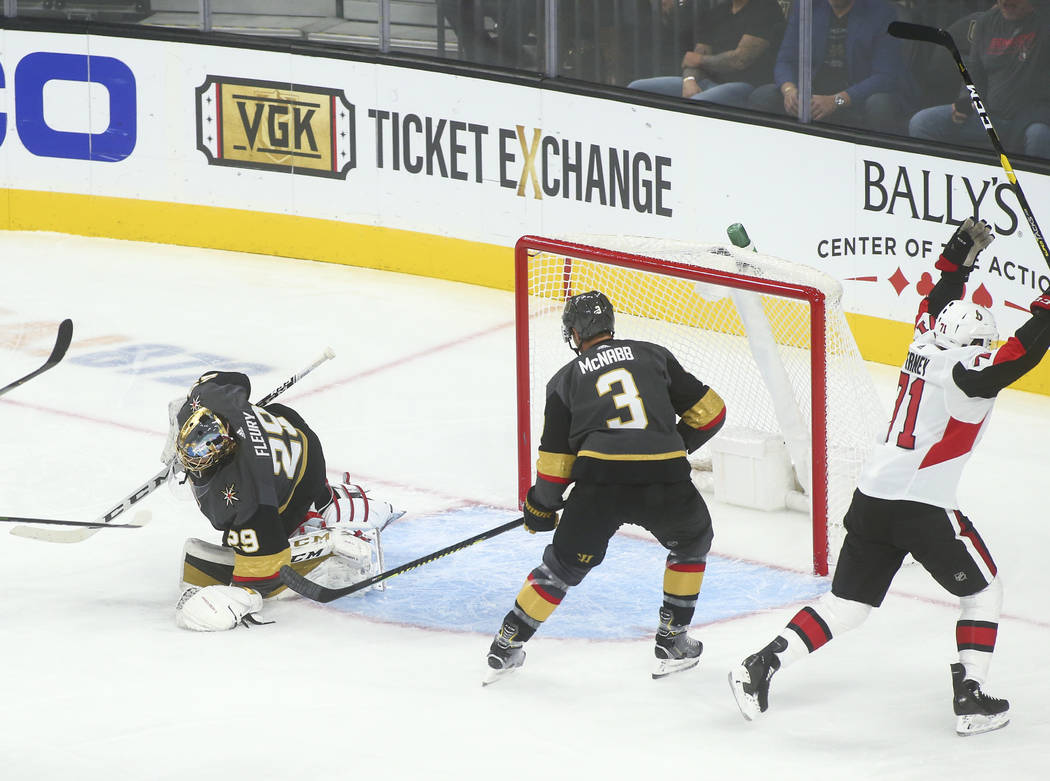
[2,189,511,291]
[6,188,1050,396]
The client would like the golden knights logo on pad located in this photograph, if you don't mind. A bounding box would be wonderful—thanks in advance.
[196,76,355,179]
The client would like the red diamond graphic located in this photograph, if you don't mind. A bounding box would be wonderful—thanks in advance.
[889,267,909,296]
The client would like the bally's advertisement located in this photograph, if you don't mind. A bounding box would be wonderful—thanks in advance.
[1,27,1048,377]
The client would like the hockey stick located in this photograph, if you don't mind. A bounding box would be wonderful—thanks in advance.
[4,511,151,529]
[279,516,525,603]
[0,318,73,398]
[888,21,1050,268]
[9,348,337,544]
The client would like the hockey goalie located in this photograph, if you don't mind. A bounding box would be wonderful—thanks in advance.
[164,371,402,631]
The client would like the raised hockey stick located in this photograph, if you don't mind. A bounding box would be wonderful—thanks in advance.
[0,318,73,398]
[888,21,1050,269]
[9,348,337,544]
[279,516,525,603]
[4,511,151,529]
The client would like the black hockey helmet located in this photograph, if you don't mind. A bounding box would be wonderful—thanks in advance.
[562,290,615,349]
[176,407,237,473]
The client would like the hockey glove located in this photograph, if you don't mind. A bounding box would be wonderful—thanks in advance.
[936,218,994,275]
[1031,295,1050,318]
[523,487,559,534]
[175,585,269,631]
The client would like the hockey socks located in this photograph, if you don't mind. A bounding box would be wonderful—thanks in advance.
[956,578,1002,684]
[661,556,705,627]
[776,592,872,667]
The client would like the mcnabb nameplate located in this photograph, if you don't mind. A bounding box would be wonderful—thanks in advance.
[196,76,355,179]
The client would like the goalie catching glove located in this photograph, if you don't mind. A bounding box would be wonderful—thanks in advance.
[175,585,268,632]
[523,486,560,533]
[935,217,995,276]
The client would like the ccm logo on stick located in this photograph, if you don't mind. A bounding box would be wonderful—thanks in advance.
[0,51,136,161]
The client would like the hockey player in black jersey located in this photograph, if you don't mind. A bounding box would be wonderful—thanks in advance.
[484,290,727,683]
[729,218,1050,735]
[168,371,400,631]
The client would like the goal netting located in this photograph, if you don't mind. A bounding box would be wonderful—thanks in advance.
[515,234,885,576]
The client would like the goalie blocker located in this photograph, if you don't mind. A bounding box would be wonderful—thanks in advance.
[168,370,400,631]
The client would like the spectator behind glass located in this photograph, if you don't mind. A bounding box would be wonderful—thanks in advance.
[748,0,918,133]
[438,0,536,68]
[627,0,786,108]
[909,0,1050,160]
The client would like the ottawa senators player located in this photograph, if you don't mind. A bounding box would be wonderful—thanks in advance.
[730,218,1050,735]
[168,371,400,631]
[484,290,727,684]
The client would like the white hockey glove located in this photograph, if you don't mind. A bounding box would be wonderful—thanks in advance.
[175,585,269,631]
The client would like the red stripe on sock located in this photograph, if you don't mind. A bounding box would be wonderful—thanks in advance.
[788,608,831,652]
[668,562,706,573]
[957,622,997,651]
[527,574,562,605]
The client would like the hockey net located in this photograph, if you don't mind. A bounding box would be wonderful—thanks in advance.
[515,234,885,576]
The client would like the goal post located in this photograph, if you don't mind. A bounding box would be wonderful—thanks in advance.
[515,234,885,577]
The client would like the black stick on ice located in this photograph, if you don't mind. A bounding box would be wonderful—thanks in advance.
[0,319,73,398]
[888,21,1049,268]
[279,517,525,603]
[2,511,150,529]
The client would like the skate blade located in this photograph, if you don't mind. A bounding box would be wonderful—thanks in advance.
[956,712,1010,736]
[652,655,700,680]
[728,668,761,721]
[482,664,520,687]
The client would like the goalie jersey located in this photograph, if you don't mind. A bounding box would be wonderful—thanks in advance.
[536,338,725,485]
[177,372,329,593]
[858,290,1050,509]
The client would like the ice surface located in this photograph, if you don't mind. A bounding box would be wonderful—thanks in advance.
[2,232,1047,779]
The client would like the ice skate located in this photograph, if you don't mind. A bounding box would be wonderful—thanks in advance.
[483,625,526,686]
[729,645,781,721]
[652,608,702,679]
[951,663,1009,736]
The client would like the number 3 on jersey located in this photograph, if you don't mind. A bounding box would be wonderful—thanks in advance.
[595,367,649,429]
[887,371,925,449]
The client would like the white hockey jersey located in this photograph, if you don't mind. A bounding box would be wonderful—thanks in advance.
[857,327,996,509]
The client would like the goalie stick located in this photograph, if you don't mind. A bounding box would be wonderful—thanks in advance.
[4,511,151,531]
[887,21,1050,269]
[9,348,336,544]
[0,318,73,398]
[279,516,525,603]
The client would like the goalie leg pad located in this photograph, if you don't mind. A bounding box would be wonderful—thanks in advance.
[305,475,401,531]
[286,527,383,595]
[175,585,265,631]
[180,537,235,591]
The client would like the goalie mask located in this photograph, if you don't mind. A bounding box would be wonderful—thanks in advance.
[562,290,615,351]
[933,300,998,349]
[177,407,236,472]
